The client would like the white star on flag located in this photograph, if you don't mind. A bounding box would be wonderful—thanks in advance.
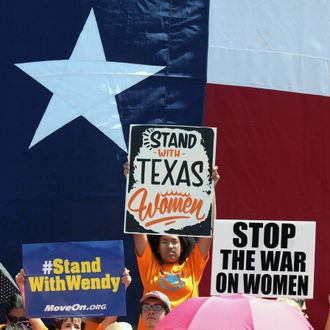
[15,9,165,151]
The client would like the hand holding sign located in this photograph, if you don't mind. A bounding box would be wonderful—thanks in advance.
[15,269,26,291]
[23,240,126,318]
[123,162,129,178]
[121,268,131,289]
[211,166,220,187]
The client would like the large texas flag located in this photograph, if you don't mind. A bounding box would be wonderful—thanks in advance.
[203,1,330,329]
[0,0,329,328]
[0,0,208,324]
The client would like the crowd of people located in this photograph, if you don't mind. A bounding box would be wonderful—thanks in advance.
[1,268,170,330]
[2,275,329,330]
[1,164,329,329]
[1,165,219,330]
[130,164,219,330]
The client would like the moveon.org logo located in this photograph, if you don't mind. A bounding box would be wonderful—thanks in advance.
[44,304,107,312]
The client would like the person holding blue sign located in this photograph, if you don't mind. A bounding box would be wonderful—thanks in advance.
[139,291,170,330]
[0,293,32,330]
[14,268,132,330]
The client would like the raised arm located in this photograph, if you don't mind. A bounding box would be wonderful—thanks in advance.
[133,234,148,257]
[15,269,26,307]
[196,166,219,259]
[15,269,46,330]
[102,268,132,330]
[121,267,132,289]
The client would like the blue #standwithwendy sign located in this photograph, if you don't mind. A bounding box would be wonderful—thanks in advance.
[23,241,126,318]
[211,220,316,298]
[124,125,216,237]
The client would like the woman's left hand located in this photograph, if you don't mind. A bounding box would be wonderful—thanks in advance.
[122,267,132,289]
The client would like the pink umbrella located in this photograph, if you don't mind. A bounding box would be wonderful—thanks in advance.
[155,294,314,330]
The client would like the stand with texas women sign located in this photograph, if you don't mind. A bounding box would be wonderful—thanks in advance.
[124,124,216,236]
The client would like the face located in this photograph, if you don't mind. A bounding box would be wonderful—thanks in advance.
[6,308,27,324]
[60,319,82,330]
[159,235,182,263]
[141,298,166,329]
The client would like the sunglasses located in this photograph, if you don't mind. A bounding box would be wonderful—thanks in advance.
[141,304,164,312]
[7,315,28,323]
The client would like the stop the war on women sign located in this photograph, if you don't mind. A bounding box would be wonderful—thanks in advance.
[22,240,126,318]
[124,124,216,237]
[211,220,316,298]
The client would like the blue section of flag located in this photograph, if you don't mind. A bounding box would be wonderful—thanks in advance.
[0,0,209,324]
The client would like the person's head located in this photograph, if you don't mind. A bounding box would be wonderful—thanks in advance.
[148,235,195,264]
[140,291,170,329]
[54,318,84,330]
[5,294,27,325]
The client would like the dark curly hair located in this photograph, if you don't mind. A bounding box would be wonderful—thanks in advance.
[147,235,196,265]
[4,294,24,317]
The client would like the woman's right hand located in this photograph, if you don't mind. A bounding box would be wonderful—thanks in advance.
[123,162,129,177]
[15,268,26,290]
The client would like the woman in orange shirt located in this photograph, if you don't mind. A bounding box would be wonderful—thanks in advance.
[124,164,219,330]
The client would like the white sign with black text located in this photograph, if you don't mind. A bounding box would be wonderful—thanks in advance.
[124,124,216,237]
[211,220,316,298]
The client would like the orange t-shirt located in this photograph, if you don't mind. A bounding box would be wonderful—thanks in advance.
[136,242,209,330]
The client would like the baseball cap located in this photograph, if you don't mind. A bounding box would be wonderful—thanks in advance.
[140,291,171,310]
[106,322,132,330]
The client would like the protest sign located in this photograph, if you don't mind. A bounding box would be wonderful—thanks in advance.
[124,124,216,236]
[23,240,126,317]
[211,220,316,298]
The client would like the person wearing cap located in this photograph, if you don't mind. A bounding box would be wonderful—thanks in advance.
[139,291,170,330]
[14,269,132,330]
[0,293,33,330]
